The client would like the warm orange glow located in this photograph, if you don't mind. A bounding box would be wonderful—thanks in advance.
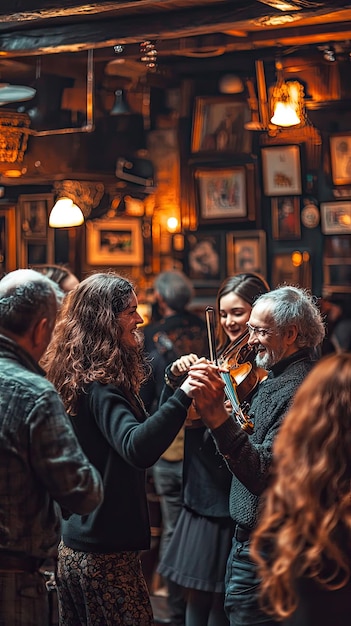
[1,168,24,178]
[291,251,303,267]
[166,216,179,232]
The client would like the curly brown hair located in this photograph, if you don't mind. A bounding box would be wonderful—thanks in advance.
[43,272,149,414]
[251,352,351,620]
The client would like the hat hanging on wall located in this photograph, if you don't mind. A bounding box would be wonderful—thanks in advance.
[115,156,155,190]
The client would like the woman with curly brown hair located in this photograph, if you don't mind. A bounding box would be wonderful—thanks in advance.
[42,271,211,626]
[251,352,351,626]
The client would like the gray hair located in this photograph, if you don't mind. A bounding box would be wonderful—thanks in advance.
[0,269,58,336]
[253,285,325,349]
[154,270,194,313]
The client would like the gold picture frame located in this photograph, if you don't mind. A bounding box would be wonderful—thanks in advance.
[320,201,351,234]
[261,145,302,196]
[86,218,143,266]
[329,133,351,185]
[191,95,252,154]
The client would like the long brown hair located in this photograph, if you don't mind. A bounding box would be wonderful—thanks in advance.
[251,352,351,620]
[215,272,270,353]
[43,272,149,414]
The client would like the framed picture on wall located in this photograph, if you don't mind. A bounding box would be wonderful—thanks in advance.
[320,201,351,234]
[194,163,256,224]
[86,218,143,266]
[329,133,351,185]
[261,145,302,196]
[191,95,252,154]
[181,230,225,287]
[17,194,54,267]
[271,250,311,289]
[226,230,266,276]
[0,206,17,277]
[19,193,53,238]
[271,196,301,240]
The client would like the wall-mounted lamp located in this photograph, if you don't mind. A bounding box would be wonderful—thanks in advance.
[49,198,84,228]
[166,216,179,232]
[110,89,131,115]
[270,61,305,127]
[49,180,105,228]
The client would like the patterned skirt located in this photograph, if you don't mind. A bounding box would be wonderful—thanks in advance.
[57,541,154,626]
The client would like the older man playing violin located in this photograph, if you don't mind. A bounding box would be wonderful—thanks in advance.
[157,272,269,626]
[187,285,325,626]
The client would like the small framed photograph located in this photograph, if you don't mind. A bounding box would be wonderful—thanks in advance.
[86,218,143,266]
[195,165,246,223]
[329,133,351,185]
[19,239,54,267]
[191,95,252,154]
[323,261,351,293]
[271,251,312,289]
[194,163,256,224]
[19,193,53,239]
[0,206,17,277]
[320,202,351,234]
[324,234,351,258]
[182,230,225,287]
[271,196,301,240]
[226,230,266,276]
[261,145,302,196]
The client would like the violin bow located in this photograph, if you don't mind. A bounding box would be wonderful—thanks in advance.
[205,306,254,434]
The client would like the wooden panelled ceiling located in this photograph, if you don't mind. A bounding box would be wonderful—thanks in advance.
[1,1,351,85]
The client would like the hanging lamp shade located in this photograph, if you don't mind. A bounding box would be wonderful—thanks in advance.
[110,89,131,115]
[49,197,84,228]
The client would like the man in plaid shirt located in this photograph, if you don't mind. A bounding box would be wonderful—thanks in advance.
[0,269,103,626]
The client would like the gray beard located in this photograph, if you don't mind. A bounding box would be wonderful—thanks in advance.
[255,344,285,370]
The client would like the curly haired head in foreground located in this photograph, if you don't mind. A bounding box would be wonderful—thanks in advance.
[251,352,351,620]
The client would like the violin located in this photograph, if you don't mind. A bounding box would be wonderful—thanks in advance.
[205,307,267,434]
[218,330,268,404]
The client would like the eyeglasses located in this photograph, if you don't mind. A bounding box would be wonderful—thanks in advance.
[246,322,275,339]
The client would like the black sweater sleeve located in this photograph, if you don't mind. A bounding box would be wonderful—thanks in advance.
[89,382,192,469]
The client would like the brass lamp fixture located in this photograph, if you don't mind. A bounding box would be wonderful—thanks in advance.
[270,60,305,128]
[0,110,31,177]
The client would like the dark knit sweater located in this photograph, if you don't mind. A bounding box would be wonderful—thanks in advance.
[62,382,191,553]
[211,349,315,530]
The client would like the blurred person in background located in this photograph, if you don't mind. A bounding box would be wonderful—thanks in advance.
[141,270,207,626]
[32,263,79,294]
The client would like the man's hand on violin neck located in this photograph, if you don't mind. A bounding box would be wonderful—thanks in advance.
[186,361,229,428]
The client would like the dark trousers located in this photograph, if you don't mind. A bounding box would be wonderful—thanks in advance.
[0,570,49,626]
[153,458,185,625]
[224,536,279,626]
